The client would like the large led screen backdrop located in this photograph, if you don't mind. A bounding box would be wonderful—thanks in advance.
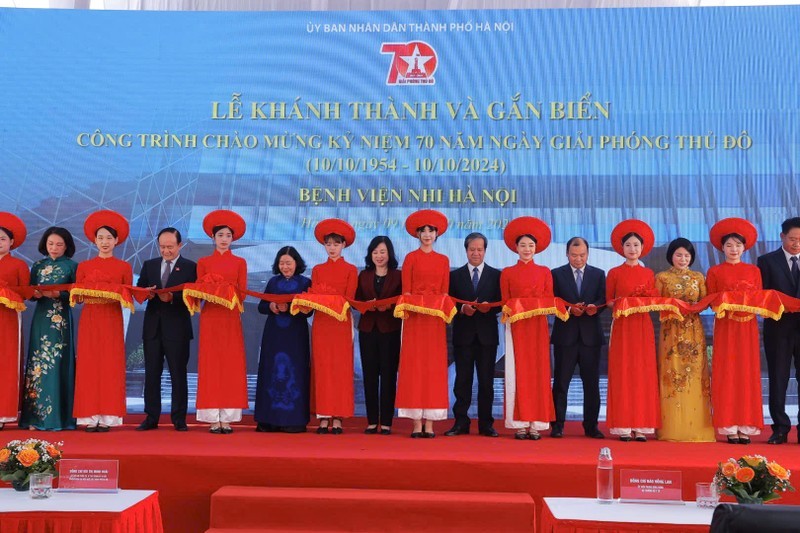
[1,7,797,413]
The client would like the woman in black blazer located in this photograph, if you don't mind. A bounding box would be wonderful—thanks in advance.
[356,236,402,435]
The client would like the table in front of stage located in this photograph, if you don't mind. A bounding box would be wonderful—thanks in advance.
[541,497,714,532]
[0,489,163,532]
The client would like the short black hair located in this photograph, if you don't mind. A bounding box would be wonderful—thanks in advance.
[324,233,345,244]
[0,227,12,241]
[621,232,643,246]
[38,227,76,258]
[212,225,233,237]
[272,246,306,275]
[464,232,487,250]
[666,237,696,267]
[97,225,118,238]
[721,233,746,247]
[515,233,537,245]
[566,236,589,252]
[364,236,399,270]
[781,217,800,235]
[158,227,182,244]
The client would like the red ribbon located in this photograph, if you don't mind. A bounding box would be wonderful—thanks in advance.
[10,283,800,318]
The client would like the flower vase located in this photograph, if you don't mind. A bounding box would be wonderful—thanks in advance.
[11,479,28,492]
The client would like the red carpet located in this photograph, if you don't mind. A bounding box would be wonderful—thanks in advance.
[3,417,800,533]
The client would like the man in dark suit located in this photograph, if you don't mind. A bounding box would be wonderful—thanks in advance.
[136,228,197,431]
[445,232,502,437]
[550,237,606,439]
[757,217,800,445]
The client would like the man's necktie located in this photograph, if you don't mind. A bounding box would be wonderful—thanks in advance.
[162,260,172,288]
[472,267,480,292]
[792,256,800,287]
[575,268,583,294]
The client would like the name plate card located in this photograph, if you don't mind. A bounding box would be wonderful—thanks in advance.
[58,459,120,493]
[620,469,683,504]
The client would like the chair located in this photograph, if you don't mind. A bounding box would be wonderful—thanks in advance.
[710,503,800,532]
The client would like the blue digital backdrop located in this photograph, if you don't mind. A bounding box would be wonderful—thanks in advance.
[1,6,798,415]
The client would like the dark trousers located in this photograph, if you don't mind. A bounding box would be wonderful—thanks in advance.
[452,342,497,431]
[764,329,800,434]
[359,329,400,426]
[143,336,190,425]
[552,343,601,432]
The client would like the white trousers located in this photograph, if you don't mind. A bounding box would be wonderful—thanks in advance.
[610,427,655,435]
[398,409,448,421]
[77,415,123,427]
[196,408,242,423]
[717,425,760,436]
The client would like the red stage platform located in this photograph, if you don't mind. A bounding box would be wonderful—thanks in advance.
[3,417,799,532]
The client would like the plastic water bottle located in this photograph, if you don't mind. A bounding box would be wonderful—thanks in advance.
[597,447,614,504]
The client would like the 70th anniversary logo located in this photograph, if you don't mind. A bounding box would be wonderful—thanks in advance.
[381,41,438,85]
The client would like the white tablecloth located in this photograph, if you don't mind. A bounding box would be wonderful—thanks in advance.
[544,497,715,526]
[0,489,155,513]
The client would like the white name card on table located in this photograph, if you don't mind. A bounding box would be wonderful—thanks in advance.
[58,459,119,493]
[620,469,683,504]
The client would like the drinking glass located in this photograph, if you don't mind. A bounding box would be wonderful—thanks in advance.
[29,473,54,499]
[695,482,718,508]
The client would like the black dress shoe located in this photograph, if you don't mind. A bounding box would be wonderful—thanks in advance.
[96,425,110,433]
[726,435,740,444]
[767,432,788,445]
[634,434,647,442]
[479,428,499,438]
[136,419,159,431]
[209,426,222,434]
[551,427,563,438]
[364,426,378,434]
[619,434,632,442]
[220,426,233,434]
[331,427,343,435]
[528,432,541,441]
[738,435,750,444]
[423,432,435,439]
[85,425,98,433]
[174,422,188,432]
[514,431,528,440]
[444,425,469,436]
[380,428,391,435]
[316,426,329,434]
[585,428,605,439]
[410,431,424,439]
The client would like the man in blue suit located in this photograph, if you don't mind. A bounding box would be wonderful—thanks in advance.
[550,237,606,439]
[757,217,800,445]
